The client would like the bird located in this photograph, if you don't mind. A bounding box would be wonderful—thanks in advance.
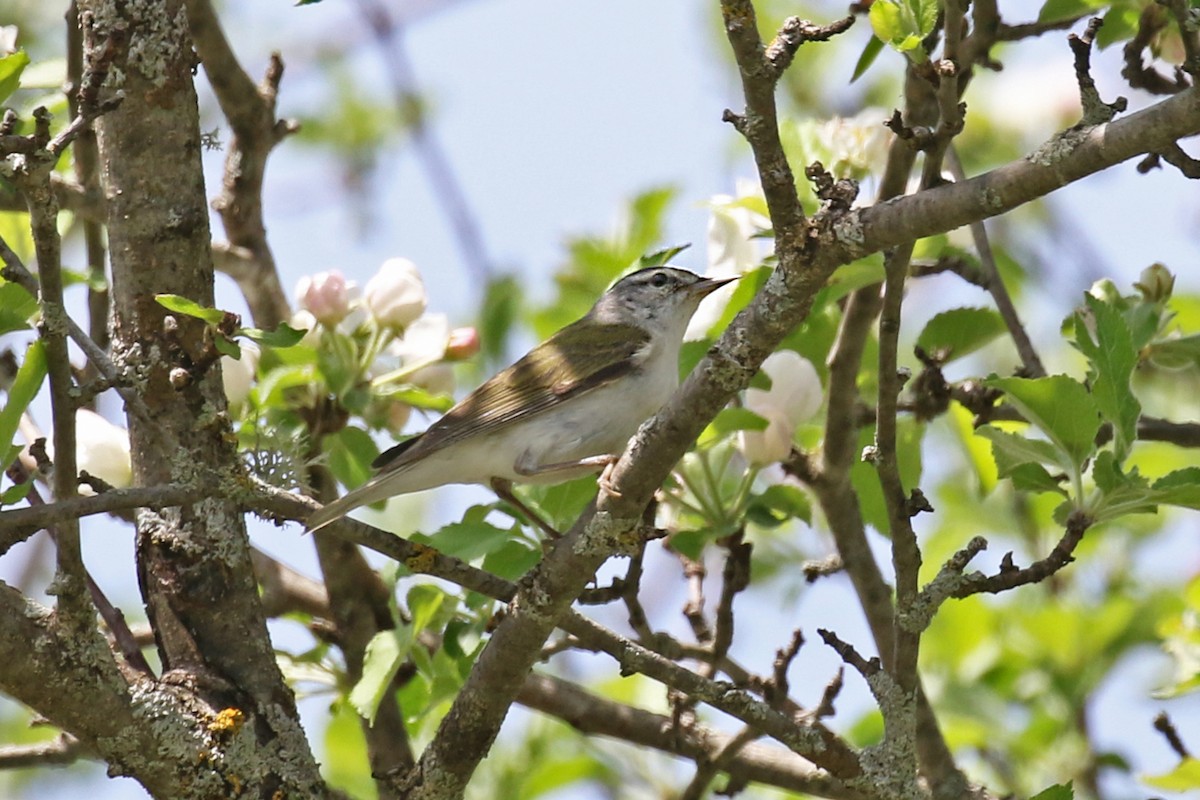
[305,266,734,534]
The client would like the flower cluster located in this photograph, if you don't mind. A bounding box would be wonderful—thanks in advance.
[221,257,479,483]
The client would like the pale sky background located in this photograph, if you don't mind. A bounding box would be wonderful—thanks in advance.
[2,0,1199,798]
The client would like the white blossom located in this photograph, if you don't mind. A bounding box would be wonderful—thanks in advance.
[686,180,770,341]
[44,409,132,491]
[222,340,261,409]
[739,351,822,467]
[364,257,427,330]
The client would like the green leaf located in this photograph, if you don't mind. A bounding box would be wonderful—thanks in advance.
[0,477,33,506]
[326,427,379,496]
[1038,0,1105,22]
[1146,334,1200,371]
[1030,782,1074,800]
[406,584,447,633]
[868,0,933,57]
[0,340,47,473]
[240,322,306,349]
[975,425,1071,474]
[638,242,691,269]
[698,407,768,448]
[1095,4,1142,49]
[0,50,31,105]
[1074,295,1139,462]
[379,384,454,413]
[322,701,374,798]
[746,483,812,528]
[257,363,318,407]
[478,274,521,366]
[985,375,1100,471]
[154,293,226,325]
[700,264,772,342]
[349,629,411,724]
[1090,451,1158,522]
[1008,462,1069,495]
[424,507,513,562]
[1151,467,1200,510]
[481,540,541,581]
[817,256,886,304]
[0,281,38,336]
[1144,758,1200,791]
[524,475,597,531]
[916,307,1008,363]
[212,335,240,359]
[852,35,886,82]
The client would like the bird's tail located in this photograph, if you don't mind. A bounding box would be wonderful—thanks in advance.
[305,473,402,534]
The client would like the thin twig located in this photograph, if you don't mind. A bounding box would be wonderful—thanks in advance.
[951,511,1092,597]
[0,734,87,770]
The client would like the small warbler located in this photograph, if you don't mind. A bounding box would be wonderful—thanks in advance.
[306,266,733,533]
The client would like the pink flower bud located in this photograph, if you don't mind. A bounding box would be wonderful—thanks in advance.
[365,258,427,330]
[445,327,481,361]
[296,270,352,327]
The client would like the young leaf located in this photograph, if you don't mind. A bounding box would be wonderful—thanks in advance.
[240,322,307,349]
[213,335,241,359]
[746,483,812,528]
[638,242,691,269]
[424,509,513,562]
[698,406,769,448]
[326,427,380,495]
[0,340,47,473]
[0,477,33,506]
[985,376,1100,471]
[406,584,447,634]
[1144,757,1200,792]
[975,425,1070,474]
[916,307,1007,363]
[0,50,31,105]
[0,281,38,336]
[478,274,521,365]
[349,629,412,724]
[1008,462,1069,496]
[154,293,226,325]
[1146,334,1200,371]
[1151,467,1200,510]
[852,35,886,82]
[1074,295,1139,462]
[1090,451,1157,522]
[1029,782,1074,800]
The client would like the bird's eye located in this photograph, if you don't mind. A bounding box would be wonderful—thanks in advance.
[650,272,670,288]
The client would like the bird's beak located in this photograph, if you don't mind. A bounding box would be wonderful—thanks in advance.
[692,275,739,297]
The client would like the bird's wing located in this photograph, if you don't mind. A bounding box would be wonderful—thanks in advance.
[372,320,651,473]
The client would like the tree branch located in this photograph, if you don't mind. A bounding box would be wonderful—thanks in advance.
[184,0,295,329]
[517,672,871,800]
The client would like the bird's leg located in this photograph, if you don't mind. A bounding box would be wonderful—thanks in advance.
[515,454,617,476]
[597,458,622,498]
[489,478,562,539]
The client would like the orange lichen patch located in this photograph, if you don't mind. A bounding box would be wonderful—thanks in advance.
[208,707,245,735]
[405,542,438,573]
